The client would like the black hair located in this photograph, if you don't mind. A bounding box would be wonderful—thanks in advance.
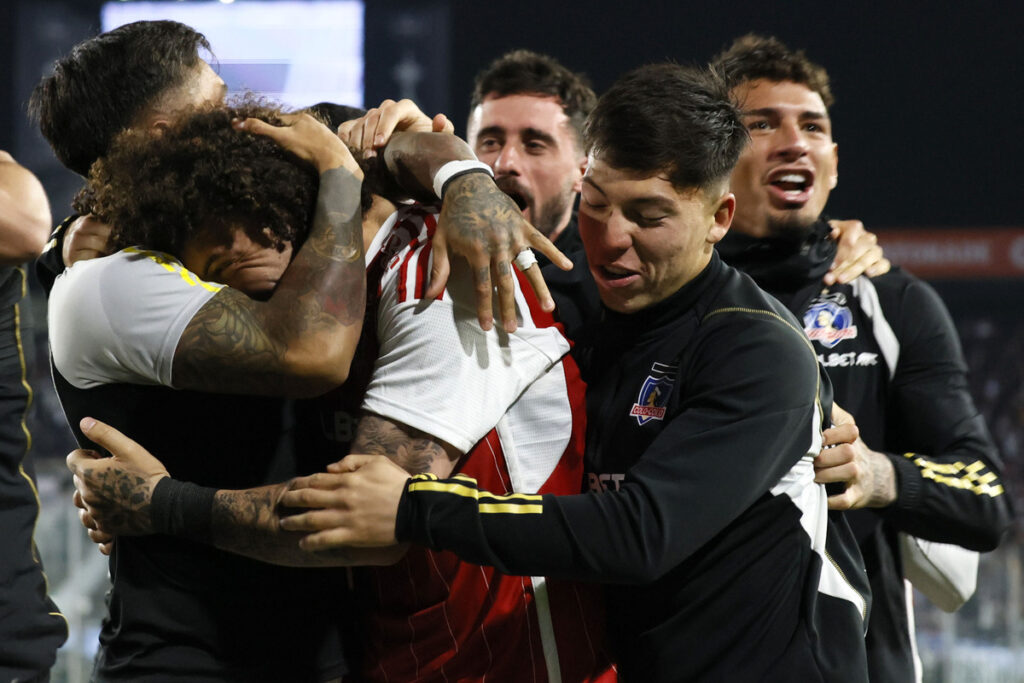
[584,63,748,192]
[711,34,834,109]
[30,20,211,176]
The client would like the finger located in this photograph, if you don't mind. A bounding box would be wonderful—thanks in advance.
[287,471,349,492]
[298,527,365,551]
[336,117,358,143]
[472,261,495,332]
[425,230,452,301]
[521,261,555,312]
[280,487,348,510]
[79,417,143,461]
[99,541,114,556]
[66,447,102,475]
[72,489,86,511]
[88,527,114,545]
[821,422,858,447]
[830,402,855,426]
[361,107,384,152]
[325,454,385,474]
[433,113,454,134]
[493,255,518,333]
[371,100,405,148]
[813,460,856,484]
[865,257,891,278]
[279,508,346,532]
[79,506,97,531]
[526,226,572,271]
[814,444,856,470]
[827,490,856,511]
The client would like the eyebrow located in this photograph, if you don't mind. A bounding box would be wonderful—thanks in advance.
[582,177,677,211]
[520,127,558,147]
[475,125,505,140]
[742,107,830,122]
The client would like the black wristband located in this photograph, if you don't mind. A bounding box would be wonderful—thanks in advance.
[440,168,493,199]
[150,477,218,542]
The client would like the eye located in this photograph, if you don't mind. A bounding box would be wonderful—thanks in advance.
[525,140,547,153]
[476,138,501,152]
[636,215,667,228]
[746,119,770,131]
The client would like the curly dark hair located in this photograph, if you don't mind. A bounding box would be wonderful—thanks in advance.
[30,20,211,177]
[711,34,834,109]
[585,63,748,192]
[87,100,320,258]
[470,49,596,149]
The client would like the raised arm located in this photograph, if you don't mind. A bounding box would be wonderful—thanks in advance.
[0,151,51,264]
[342,100,572,331]
[171,114,365,397]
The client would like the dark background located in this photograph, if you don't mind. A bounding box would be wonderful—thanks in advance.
[2,0,1022,230]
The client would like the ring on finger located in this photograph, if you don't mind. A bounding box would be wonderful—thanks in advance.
[514,248,538,271]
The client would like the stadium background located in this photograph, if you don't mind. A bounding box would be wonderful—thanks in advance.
[0,1,1020,681]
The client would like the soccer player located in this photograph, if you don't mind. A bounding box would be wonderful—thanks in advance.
[81,64,872,682]
[0,151,67,682]
[66,102,614,682]
[710,34,1014,682]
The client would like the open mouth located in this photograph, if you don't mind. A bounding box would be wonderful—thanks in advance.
[505,191,528,211]
[769,171,812,200]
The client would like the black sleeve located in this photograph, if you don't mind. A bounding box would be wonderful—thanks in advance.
[396,314,825,582]
[34,214,76,296]
[879,277,1014,550]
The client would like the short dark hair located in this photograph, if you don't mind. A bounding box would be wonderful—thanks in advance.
[470,49,596,148]
[711,34,834,109]
[87,100,319,258]
[30,20,211,176]
[584,63,747,192]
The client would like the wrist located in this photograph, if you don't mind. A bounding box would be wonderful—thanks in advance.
[432,159,493,200]
[150,477,218,541]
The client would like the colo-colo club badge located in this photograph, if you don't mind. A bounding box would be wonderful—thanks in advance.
[631,362,677,425]
[803,292,857,348]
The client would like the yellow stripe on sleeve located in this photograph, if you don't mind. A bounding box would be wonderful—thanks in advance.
[904,453,1005,498]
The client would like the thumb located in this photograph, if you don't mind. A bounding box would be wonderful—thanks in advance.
[80,417,145,462]
[830,402,855,427]
[433,113,455,135]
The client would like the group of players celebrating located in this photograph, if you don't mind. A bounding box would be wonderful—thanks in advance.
[5,16,1011,683]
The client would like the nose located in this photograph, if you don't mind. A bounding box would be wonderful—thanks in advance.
[493,143,521,176]
[772,121,809,161]
[601,212,634,252]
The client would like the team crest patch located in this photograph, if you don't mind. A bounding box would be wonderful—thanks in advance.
[804,293,858,348]
[630,362,677,425]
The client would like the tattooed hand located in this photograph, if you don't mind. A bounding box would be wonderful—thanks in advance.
[66,417,170,547]
[428,172,572,332]
[815,403,897,509]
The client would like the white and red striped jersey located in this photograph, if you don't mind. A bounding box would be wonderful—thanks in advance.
[355,205,615,683]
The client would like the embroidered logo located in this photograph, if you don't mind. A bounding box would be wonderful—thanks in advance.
[630,362,677,425]
[803,293,858,348]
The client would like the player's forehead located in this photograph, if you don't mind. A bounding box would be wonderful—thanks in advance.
[477,93,571,137]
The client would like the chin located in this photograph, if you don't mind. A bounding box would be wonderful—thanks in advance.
[766,214,818,240]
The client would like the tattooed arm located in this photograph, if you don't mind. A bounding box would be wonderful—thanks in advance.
[67,413,457,566]
[172,114,366,398]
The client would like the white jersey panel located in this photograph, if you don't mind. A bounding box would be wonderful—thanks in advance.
[49,248,223,389]
[361,208,571,454]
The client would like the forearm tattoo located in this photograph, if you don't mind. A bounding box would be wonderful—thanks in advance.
[353,414,452,475]
[209,485,360,566]
[173,166,366,394]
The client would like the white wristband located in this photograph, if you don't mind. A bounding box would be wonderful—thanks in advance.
[432,159,494,199]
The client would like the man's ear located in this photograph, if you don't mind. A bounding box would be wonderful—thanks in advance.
[828,142,839,190]
[572,151,587,194]
[707,192,735,244]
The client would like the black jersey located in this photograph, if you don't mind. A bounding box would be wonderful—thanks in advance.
[40,224,349,682]
[0,265,68,681]
[396,253,870,682]
[719,222,1014,682]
